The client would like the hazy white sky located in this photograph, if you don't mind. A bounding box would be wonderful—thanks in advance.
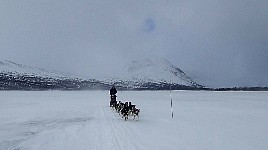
[1,0,267,87]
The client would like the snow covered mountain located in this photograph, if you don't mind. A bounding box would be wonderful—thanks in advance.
[0,60,67,79]
[0,59,203,90]
[0,60,109,90]
[1,59,266,91]
[99,58,203,90]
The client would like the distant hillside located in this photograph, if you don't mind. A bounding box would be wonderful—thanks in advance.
[97,58,203,90]
[0,60,110,90]
[1,60,266,91]
[0,59,203,90]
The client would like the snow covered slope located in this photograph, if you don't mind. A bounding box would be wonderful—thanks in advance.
[0,59,202,90]
[0,60,66,79]
[0,60,109,90]
[101,58,202,89]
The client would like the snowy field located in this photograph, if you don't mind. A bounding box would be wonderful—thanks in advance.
[0,90,268,150]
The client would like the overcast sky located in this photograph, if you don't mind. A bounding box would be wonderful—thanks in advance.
[1,0,267,87]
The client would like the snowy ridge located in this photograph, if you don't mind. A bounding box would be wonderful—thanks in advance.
[0,59,202,90]
[101,58,202,89]
[125,58,199,86]
[0,60,109,90]
[0,60,69,79]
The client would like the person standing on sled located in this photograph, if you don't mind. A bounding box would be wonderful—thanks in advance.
[110,85,117,107]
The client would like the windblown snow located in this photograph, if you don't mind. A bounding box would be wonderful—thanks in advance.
[0,91,267,150]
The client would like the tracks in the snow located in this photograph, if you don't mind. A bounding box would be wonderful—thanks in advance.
[102,106,124,150]
[6,94,142,150]
[100,101,145,150]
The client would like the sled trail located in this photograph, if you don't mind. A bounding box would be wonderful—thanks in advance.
[1,91,268,150]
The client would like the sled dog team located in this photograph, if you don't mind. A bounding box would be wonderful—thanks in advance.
[109,85,140,121]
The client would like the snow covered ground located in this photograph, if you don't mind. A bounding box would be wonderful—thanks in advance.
[0,90,267,150]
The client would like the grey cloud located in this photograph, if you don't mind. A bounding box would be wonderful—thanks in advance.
[0,0,267,87]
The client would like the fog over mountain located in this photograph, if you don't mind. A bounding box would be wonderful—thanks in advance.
[1,0,267,87]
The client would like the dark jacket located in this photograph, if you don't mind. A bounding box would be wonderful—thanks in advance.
[110,86,117,95]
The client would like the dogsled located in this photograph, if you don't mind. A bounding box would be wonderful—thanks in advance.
[109,86,140,121]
